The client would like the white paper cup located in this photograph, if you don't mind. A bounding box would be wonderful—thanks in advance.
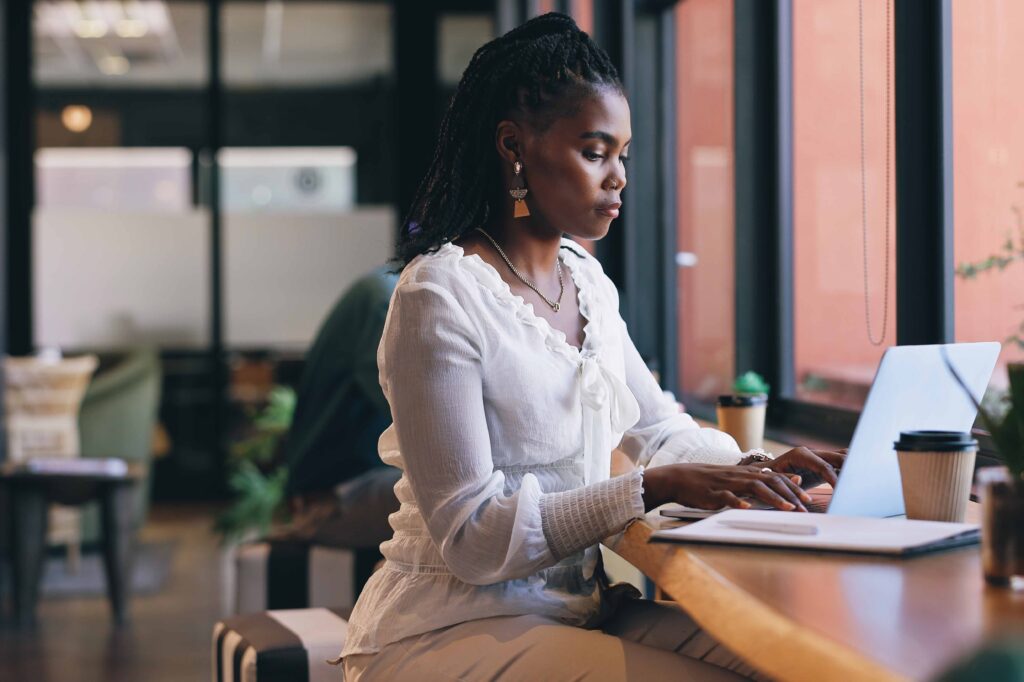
[894,430,978,523]
[716,394,767,452]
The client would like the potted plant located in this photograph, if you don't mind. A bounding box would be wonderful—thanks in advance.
[215,385,295,544]
[946,357,1024,587]
[951,186,1024,585]
[733,371,771,397]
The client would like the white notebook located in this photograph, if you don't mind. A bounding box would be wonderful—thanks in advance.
[651,509,980,556]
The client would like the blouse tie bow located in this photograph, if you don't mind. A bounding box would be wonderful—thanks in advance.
[579,355,640,485]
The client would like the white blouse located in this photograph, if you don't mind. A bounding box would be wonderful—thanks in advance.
[339,239,743,658]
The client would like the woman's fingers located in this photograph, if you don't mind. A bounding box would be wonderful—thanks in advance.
[812,449,847,470]
[777,471,813,505]
[746,480,797,511]
[784,447,839,486]
[713,490,751,510]
[760,473,809,512]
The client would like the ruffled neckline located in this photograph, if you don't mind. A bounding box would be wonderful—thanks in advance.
[437,240,600,363]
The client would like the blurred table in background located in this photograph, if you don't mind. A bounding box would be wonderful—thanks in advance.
[0,461,144,627]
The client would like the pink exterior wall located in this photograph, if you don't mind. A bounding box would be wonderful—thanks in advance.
[675,0,735,401]
[952,0,1024,387]
[792,0,896,408]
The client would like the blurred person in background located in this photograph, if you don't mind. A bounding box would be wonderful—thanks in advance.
[281,266,400,553]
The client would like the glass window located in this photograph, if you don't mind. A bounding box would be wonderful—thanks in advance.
[675,0,735,404]
[33,148,208,349]
[222,2,391,88]
[437,14,494,88]
[792,0,896,409]
[952,0,1024,401]
[221,1,397,354]
[32,1,218,496]
[33,2,208,88]
[32,2,210,351]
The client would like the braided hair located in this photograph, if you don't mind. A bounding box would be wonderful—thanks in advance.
[397,12,622,265]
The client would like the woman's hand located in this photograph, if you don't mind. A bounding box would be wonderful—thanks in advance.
[765,447,847,488]
[642,463,813,513]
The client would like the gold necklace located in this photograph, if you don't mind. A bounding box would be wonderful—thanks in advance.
[475,228,565,312]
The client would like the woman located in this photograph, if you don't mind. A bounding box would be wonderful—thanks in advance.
[340,13,844,680]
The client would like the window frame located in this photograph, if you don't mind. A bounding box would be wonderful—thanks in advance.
[763,0,957,446]
[653,1,998,458]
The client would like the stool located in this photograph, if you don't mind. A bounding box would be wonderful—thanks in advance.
[212,607,350,682]
[234,540,357,614]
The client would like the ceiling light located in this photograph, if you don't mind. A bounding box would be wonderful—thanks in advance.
[61,105,93,133]
[98,55,130,75]
[74,18,108,38]
[114,18,148,38]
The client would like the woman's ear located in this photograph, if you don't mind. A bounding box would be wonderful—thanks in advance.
[494,120,524,166]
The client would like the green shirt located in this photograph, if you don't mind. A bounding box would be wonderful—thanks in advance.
[285,266,398,495]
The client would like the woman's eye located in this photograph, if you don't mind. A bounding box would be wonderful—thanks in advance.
[619,155,630,164]
[583,150,604,161]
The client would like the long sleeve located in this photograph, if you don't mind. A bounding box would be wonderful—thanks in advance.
[611,304,743,470]
[382,276,643,585]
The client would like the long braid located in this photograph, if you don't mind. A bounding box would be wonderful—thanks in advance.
[397,12,621,265]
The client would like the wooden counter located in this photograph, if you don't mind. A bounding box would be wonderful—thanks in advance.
[608,503,1024,682]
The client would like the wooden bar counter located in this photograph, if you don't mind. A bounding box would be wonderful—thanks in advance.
[606,434,1024,681]
[609,506,1024,682]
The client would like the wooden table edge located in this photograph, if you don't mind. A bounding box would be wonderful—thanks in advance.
[611,518,910,682]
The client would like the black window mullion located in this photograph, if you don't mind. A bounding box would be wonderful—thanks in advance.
[207,0,227,490]
[592,0,629,294]
[3,0,32,358]
[0,0,8,463]
[623,10,660,365]
[894,0,954,346]
[734,0,792,400]
[658,5,678,394]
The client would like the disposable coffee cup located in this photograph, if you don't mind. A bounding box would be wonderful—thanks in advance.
[894,430,978,523]
[716,394,767,452]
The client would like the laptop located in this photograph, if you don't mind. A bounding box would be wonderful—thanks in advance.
[663,342,1001,519]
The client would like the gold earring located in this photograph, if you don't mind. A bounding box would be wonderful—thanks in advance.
[510,160,530,218]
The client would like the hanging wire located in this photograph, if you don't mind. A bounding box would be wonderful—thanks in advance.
[859,0,893,347]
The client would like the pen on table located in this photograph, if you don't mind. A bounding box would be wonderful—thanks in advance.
[717,520,820,536]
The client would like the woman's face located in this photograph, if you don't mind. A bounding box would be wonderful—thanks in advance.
[514,88,631,241]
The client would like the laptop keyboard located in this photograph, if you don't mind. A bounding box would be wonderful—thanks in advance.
[750,486,833,513]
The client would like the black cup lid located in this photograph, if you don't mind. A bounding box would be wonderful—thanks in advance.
[894,430,978,452]
[717,394,768,407]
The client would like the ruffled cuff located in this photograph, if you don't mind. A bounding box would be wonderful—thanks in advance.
[538,470,645,561]
[646,427,744,468]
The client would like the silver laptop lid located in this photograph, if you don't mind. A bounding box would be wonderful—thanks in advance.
[827,342,1000,518]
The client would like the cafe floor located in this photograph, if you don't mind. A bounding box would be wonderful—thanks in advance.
[0,503,228,682]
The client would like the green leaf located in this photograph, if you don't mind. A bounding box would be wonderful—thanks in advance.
[253,386,297,431]
[733,371,770,395]
[214,461,289,544]
[941,349,1020,477]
